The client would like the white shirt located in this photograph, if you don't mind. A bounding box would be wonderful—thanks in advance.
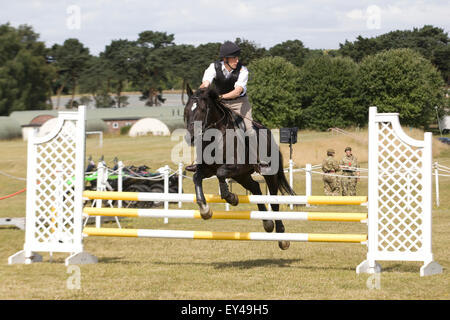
[202,62,249,96]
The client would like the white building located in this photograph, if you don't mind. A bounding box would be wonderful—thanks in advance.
[128,118,171,137]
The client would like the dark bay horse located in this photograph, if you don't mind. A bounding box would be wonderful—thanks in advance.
[183,84,295,250]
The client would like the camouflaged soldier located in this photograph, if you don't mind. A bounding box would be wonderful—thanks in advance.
[339,147,360,196]
[322,148,341,196]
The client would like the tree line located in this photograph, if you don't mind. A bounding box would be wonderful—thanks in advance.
[0,23,448,129]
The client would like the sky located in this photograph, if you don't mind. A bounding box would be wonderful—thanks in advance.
[1,0,449,55]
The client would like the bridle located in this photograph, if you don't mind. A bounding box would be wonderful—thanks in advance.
[189,95,227,134]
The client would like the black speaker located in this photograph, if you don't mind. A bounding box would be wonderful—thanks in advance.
[280,127,298,144]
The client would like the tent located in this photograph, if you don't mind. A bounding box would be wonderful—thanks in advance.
[128,118,170,137]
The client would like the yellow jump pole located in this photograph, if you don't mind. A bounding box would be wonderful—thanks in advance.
[83,207,367,222]
[83,227,367,243]
[83,191,368,205]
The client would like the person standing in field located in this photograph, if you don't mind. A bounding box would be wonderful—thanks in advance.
[322,148,341,196]
[340,146,360,196]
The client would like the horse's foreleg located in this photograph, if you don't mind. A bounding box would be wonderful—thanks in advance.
[218,177,239,206]
[193,171,212,219]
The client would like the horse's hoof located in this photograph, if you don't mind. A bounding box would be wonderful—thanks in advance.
[227,193,239,206]
[263,220,274,232]
[278,240,290,250]
[200,206,213,220]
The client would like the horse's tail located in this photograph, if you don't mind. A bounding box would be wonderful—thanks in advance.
[276,151,296,196]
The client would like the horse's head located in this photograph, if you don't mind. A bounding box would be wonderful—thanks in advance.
[183,84,220,146]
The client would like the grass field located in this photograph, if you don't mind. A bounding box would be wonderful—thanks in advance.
[0,129,449,300]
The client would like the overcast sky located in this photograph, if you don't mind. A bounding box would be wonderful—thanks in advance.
[1,0,449,55]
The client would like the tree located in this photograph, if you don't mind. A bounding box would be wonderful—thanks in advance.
[170,42,221,104]
[247,56,301,128]
[339,25,450,83]
[50,39,91,108]
[269,40,309,67]
[339,36,380,62]
[358,48,445,128]
[163,44,197,104]
[234,38,267,65]
[78,55,114,108]
[0,23,54,115]
[130,31,175,106]
[137,31,175,49]
[101,39,136,107]
[296,56,362,130]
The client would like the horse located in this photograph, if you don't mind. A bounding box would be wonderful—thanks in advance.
[183,84,296,250]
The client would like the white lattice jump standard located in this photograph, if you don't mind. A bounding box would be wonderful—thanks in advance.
[8,107,95,265]
[8,105,442,276]
[356,107,442,276]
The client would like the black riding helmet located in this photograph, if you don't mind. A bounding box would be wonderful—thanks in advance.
[219,41,241,58]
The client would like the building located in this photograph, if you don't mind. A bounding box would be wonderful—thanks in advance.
[128,118,171,136]
[7,104,185,140]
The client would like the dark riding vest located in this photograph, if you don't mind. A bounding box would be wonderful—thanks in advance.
[212,61,244,95]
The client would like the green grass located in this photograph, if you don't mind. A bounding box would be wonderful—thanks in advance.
[0,132,449,299]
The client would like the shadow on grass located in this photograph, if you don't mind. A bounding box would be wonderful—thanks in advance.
[153,259,371,272]
[153,258,300,270]
[212,258,300,269]
[380,262,427,274]
[97,257,128,264]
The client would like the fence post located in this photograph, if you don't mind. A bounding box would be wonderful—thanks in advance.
[306,163,312,207]
[118,161,123,209]
[434,162,439,207]
[225,179,230,211]
[289,159,294,210]
[178,162,183,208]
[95,162,105,228]
[163,165,169,224]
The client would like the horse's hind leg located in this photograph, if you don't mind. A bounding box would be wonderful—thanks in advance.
[232,174,274,233]
[264,174,290,250]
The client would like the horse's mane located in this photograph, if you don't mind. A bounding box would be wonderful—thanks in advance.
[196,87,239,129]
[189,87,267,131]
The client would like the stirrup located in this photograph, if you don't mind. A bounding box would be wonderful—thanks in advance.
[259,160,270,167]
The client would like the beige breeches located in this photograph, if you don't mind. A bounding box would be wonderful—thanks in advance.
[223,95,253,130]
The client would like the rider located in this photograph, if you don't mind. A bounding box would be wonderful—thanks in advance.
[186,41,256,172]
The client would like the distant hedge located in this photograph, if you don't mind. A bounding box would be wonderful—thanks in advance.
[247,49,446,130]
[357,48,445,128]
[0,117,22,139]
